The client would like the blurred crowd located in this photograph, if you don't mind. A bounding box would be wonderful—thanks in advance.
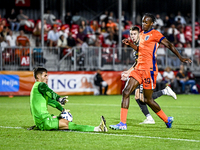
[0,9,200,67]
[1,9,200,93]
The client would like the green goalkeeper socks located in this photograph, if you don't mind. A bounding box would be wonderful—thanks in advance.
[68,122,95,132]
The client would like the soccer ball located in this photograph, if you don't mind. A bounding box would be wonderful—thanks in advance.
[60,111,73,122]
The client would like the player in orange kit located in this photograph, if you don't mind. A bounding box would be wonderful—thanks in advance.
[109,13,191,130]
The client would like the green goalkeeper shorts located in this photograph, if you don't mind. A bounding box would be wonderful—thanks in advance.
[37,115,59,131]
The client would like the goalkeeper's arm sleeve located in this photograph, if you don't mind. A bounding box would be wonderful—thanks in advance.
[48,98,64,112]
[38,82,60,101]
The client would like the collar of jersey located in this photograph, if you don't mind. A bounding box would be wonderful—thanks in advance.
[144,28,153,34]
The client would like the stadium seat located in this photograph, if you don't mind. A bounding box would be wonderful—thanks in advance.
[24,19,35,32]
[98,34,104,45]
[56,19,62,25]
[184,25,200,41]
[0,18,10,27]
[124,25,131,30]
[46,24,52,30]
[70,24,79,39]
[61,24,70,33]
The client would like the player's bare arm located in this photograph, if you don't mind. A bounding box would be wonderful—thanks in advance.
[122,39,138,51]
[161,38,192,63]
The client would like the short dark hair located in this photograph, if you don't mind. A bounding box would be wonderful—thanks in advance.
[130,26,140,32]
[143,13,156,23]
[33,67,47,79]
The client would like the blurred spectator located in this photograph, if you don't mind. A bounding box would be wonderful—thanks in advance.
[67,32,76,47]
[163,15,172,28]
[154,24,161,32]
[58,26,68,39]
[81,36,89,55]
[99,11,108,25]
[195,34,200,48]
[47,24,60,47]
[89,39,100,70]
[58,34,68,48]
[76,27,86,45]
[15,42,30,64]
[174,11,186,25]
[7,9,20,32]
[72,12,86,25]
[90,20,99,32]
[94,69,108,95]
[169,13,175,24]
[0,36,8,51]
[176,27,186,45]
[175,17,182,29]
[163,67,175,86]
[185,13,192,25]
[136,13,142,25]
[72,12,81,24]
[57,34,69,59]
[16,30,30,46]
[80,20,94,35]
[17,9,34,28]
[33,19,50,36]
[0,19,6,33]
[106,17,117,33]
[108,11,116,22]
[0,26,9,42]
[43,10,61,25]
[194,48,200,66]
[176,64,196,93]
[76,36,89,69]
[167,24,178,44]
[64,12,72,25]
[6,30,16,47]
[155,14,164,29]
[121,11,128,26]
[33,40,46,66]
[167,24,179,36]
[115,18,124,32]
[156,71,166,91]
[101,21,107,33]
[104,28,115,46]
[15,43,23,64]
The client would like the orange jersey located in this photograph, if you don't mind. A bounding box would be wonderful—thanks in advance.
[17,35,30,46]
[135,29,165,72]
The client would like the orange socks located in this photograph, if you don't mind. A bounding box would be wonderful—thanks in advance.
[120,108,128,124]
[156,109,168,123]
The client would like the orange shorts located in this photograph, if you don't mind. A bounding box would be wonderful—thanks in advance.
[129,69,158,89]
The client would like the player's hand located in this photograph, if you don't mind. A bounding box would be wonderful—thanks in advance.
[121,71,129,81]
[180,57,192,63]
[58,96,69,106]
[122,39,130,45]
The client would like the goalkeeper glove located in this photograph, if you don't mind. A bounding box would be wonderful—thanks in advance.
[58,96,69,106]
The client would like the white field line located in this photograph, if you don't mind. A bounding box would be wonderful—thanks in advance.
[0,126,199,143]
[0,126,23,129]
[69,103,200,109]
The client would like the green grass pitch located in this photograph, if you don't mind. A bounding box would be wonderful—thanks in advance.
[0,94,200,150]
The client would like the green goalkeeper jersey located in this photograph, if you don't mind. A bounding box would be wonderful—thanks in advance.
[30,82,63,126]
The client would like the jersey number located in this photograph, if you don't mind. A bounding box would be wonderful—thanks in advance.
[144,78,150,84]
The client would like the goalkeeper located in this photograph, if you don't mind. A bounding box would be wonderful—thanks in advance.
[30,67,107,132]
